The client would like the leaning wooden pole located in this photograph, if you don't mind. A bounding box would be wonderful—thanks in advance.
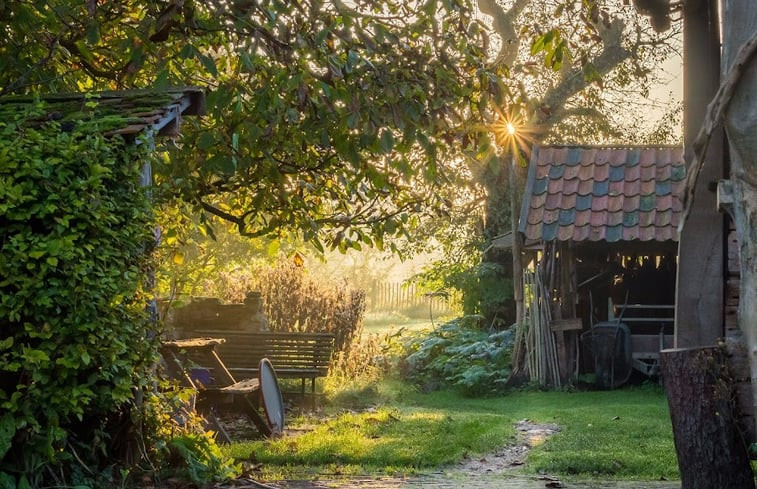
[660,346,754,489]
[507,151,529,385]
[510,152,525,326]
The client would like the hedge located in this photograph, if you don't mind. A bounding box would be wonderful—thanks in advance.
[0,103,157,487]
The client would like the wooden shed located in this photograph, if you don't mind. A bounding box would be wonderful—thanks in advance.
[514,145,686,387]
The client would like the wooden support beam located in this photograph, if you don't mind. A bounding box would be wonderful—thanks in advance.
[675,0,724,348]
[717,179,735,216]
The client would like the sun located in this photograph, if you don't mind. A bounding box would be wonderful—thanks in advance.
[490,107,537,159]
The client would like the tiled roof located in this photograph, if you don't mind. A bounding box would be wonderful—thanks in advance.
[519,146,685,242]
[0,87,204,138]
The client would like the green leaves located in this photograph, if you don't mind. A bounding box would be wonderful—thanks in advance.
[0,107,157,485]
[0,0,492,253]
[401,318,515,396]
[530,28,569,71]
[0,415,13,460]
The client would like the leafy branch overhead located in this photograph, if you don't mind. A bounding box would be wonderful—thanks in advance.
[479,0,679,139]
[1,0,498,252]
[2,1,680,253]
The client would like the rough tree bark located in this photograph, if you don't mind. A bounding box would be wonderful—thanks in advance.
[660,347,754,489]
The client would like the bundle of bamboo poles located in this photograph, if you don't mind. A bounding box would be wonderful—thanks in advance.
[523,267,561,387]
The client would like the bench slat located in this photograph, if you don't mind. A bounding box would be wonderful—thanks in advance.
[213,378,260,394]
[181,330,336,396]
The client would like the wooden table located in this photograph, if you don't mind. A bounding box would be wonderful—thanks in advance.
[160,337,272,440]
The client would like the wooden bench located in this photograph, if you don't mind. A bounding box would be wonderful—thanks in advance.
[188,330,336,399]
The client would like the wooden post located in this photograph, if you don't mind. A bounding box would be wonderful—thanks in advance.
[675,0,724,348]
[510,153,525,326]
[722,0,757,444]
[660,346,754,488]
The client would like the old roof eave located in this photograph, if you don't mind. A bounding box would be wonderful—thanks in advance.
[518,145,685,245]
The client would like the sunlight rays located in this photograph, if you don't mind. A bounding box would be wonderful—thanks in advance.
[490,106,537,162]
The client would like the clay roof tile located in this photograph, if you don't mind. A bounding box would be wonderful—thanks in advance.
[578,179,594,195]
[519,145,684,243]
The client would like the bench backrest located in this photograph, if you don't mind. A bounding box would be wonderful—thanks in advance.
[189,330,335,374]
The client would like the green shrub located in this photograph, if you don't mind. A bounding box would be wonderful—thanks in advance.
[0,102,236,488]
[399,317,514,396]
[136,385,241,486]
[415,258,514,327]
[0,105,157,486]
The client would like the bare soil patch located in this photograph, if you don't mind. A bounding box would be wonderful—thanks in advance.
[455,418,561,475]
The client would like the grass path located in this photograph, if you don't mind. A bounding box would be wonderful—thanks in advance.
[226,384,678,482]
[361,313,436,335]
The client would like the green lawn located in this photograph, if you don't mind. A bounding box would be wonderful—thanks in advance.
[362,312,450,335]
[225,383,678,481]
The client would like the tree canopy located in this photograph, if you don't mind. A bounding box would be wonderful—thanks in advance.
[1,1,683,322]
[1,0,496,253]
[1,1,680,255]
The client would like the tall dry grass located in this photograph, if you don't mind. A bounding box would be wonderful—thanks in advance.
[205,261,365,353]
[257,262,365,352]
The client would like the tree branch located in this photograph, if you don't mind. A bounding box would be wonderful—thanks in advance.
[536,17,630,128]
[198,200,245,231]
[477,0,529,68]
[1,34,63,96]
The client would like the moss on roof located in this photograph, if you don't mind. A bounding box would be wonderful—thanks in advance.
[0,87,204,137]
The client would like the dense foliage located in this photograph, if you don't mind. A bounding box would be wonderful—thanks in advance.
[400,317,514,396]
[0,1,681,323]
[0,104,155,486]
[1,0,491,253]
[415,256,513,322]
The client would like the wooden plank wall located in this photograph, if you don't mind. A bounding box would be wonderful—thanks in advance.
[725,220,740,335]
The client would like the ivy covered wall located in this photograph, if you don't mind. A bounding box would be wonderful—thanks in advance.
[0,103,157,487]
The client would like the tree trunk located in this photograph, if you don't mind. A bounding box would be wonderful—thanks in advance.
[660,346,754,488]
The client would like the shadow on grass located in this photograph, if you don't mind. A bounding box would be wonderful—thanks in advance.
[226,386,678,481]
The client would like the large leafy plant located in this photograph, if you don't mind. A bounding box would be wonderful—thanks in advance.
[0,103,156,487]
[400,317,514,396]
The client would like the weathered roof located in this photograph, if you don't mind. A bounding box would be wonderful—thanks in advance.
[0,87,204,138]
[519,146,685,243]
[490,231,514,250]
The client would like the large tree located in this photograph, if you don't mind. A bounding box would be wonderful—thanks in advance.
[1,0,493,252]
[477,0,679,233]
[412,0,680,326]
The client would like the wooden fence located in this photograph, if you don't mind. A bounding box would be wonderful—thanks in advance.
[368,281,452,316]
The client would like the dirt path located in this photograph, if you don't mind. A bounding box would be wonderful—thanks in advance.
[265,475,679,489]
